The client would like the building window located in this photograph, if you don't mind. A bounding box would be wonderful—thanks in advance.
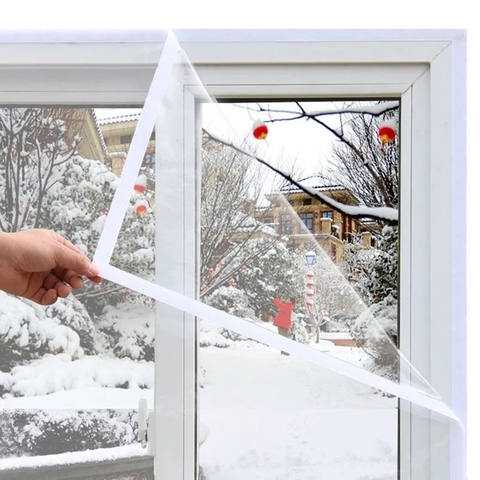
[303,198,312,206]
[331,225,340,238]
[280,214,291,234]
[299,213,314,233]
[120,134,132,144]
[321,211,333,219]
[288,200,295,206]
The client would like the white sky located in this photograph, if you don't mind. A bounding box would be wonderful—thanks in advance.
[202,101,343,177]
[0,5,477,477]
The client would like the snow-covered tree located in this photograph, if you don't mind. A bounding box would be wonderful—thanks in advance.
[235,240,306,318]
[0,108,79,232]
[0,107,156,318]
[344,227,399,379]
[367,226,399,303]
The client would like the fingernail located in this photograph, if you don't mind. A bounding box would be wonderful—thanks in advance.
[88,264,100,276]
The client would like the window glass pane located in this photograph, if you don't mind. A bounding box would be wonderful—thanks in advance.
[198,330,398,479]
[0,107,153,478]
[200,100,406,478]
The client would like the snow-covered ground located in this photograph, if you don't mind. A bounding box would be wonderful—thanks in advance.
[0,342,397,479]
[199,343,397,480]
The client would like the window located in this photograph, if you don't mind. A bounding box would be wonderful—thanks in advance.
[120,134,132,144]
[303,198,312,206]
[299,212,314,233]
[321,211,333,219]
[280,214,291,234]
[331,224,340,238]
[0,30,465,480]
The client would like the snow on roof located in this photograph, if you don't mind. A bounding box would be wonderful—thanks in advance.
[89,109,109,155]
[96,109,142,125]
[274,175,346,194]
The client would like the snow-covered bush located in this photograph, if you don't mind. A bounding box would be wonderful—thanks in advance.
[205,286,251,318]
[0,409,137,458]
[350,295,398,380]
[0,292,83,375]
[204,287,254,342]
[45,295,96,354]
[199,323,234,348]
[289,313,310,344]
[0,355,153,398]
[96,304,155,361]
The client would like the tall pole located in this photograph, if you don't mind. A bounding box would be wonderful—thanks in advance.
[305,250,317,341]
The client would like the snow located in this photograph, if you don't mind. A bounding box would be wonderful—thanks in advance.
[0,343,396,479]
[0,444,149,471]
[0,292,83,360]
[199,343,397,480]
[0,355,153,399]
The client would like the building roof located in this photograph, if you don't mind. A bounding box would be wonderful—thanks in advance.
[89,109,109,156]
[96,110,142,125]
[274,175,348,194]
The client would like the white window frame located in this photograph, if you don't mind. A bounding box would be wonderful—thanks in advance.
[0,29,466,480]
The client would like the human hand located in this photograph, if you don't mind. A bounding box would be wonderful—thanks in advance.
[0,229,102,305]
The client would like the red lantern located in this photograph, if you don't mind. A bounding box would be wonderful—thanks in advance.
[306,299,314,307]
[207,268,214,275]
[241,266,248,273]
[306,270,315,279]
[378,123,396,144]
[201,285,208,291]
[252,120,268,140]
[306,279,315,288]
[134,199,148,216]
[306,289,314,297]
[220,262,227,269]
[134,174,147,194]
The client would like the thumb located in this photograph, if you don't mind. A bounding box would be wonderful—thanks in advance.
[54,244,100,277]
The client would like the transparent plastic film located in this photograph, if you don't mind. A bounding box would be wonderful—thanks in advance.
[198,321,459,480]
[92,30,462,428]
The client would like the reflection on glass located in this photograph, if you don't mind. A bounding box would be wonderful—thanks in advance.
[199,100,402,478]
[0,107,153,476]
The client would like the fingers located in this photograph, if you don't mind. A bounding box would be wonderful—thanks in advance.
[51,268,84,290]
[44,271,74,297]
[54,244,100,278]
[31,287,59,306]
[52,266,102,289]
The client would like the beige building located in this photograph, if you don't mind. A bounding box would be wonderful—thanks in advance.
[96,111,155,176]
[259,177,377,263]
